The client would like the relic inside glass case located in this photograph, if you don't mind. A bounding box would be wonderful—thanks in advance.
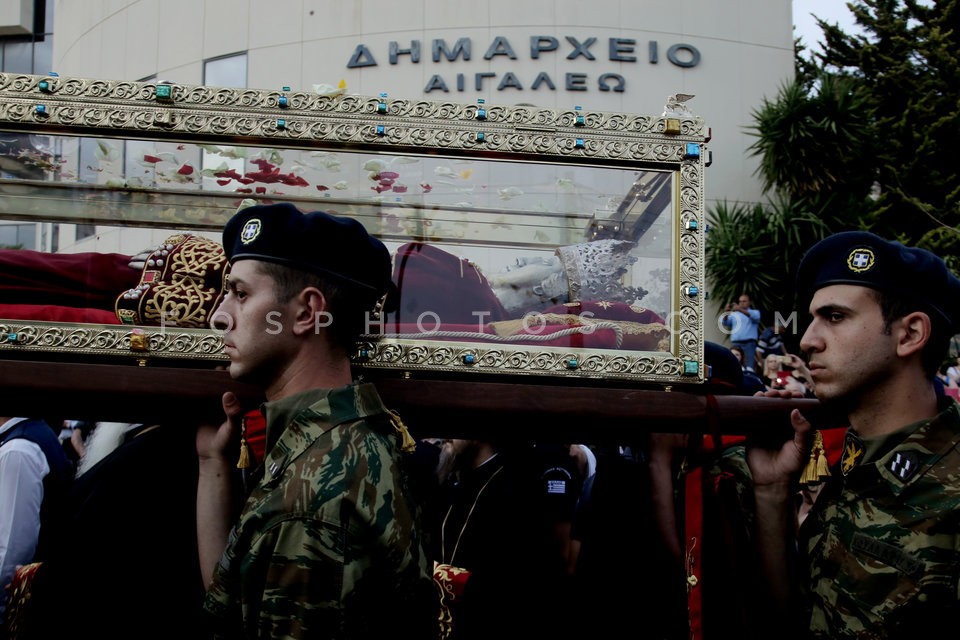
[0,73,708,385]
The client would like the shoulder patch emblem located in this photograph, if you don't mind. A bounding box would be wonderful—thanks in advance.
[841,430,864,476]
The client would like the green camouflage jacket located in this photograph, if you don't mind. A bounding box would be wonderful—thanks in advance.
[800,399,960,638]
[204,383,438,639]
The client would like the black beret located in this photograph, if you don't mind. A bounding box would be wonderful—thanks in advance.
[704,340,745,395]
[796,231,960,328]
[223,202,393,299]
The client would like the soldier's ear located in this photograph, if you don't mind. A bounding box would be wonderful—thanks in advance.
[291,287,327,336]
[895,311,931,358]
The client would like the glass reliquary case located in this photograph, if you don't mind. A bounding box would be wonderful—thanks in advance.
[0,72,710,387]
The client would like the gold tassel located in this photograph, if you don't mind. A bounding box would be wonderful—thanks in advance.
[815,439,831,480]
[386,409,417,454]
[800,430,830,486]
[236,415,252,470]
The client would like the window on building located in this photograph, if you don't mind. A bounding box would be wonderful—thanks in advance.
[0,0,54,246]
[203,53,248,193]
[0,223,37,249]
[76,224,95,241]
[0,0,53,74]
[204,52,247,88]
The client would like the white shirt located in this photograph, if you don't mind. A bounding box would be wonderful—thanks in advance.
[0,417,50,621]
[947,366,960,386]
[574,444,597,478]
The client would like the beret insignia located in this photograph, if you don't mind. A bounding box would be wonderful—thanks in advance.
[846,247,875,273]
[240,219,262,244]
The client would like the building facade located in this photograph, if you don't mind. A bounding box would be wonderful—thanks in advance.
[3,0,795,341]
[51,0,795,213]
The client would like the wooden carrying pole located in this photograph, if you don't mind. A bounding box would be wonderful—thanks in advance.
[0,360,837,441]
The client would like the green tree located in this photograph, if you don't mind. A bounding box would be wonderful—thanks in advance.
[819,0,960,265]
[706,198,827,324]
[707,0,960,327]
[708,74,868,323]
[748,73,876,223]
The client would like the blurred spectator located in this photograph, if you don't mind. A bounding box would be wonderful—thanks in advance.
[757,322,788,369]
[722,293,762,372]
[730,344,746,367]
[532,443,593,573]
[58,420,95,468]
[12,422,206,640]
[569,442,685,637]
[946,355,960,387]
[730,345,767,394]
[937,362,957,389]
[761,353,813,396]
[0,418,71,633]
[781,353,816,397]
[430,438,570,640]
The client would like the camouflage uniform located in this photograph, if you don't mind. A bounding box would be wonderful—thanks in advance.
[799,398,960,638]
[204,383,438,639]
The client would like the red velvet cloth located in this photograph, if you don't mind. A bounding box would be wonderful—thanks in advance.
[0,303,121,324]
[0,249,138,309]
[433,562,472,639]
[385,243,509,330]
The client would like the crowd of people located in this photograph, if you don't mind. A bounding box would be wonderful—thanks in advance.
[2,205,959,640]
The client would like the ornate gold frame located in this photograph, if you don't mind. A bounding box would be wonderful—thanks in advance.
[0,73,709,385]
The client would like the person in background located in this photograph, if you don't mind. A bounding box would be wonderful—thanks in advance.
[936,362,957,389]
[780,352,816,398]
[722,293,762,372]
[760,354,786,388]
[760,353,810,396]
[430,438,571,640]
[532,442,593,575]
[731,344,767,394]
[13,421,206,640]
[757,321,788,368]
[195,202,437,639]
[747,231,960,638]
[730,344,746,367]
[946,354,960,387]
[569,342,759,639]
[59,420,95,468]
[0,418,71,634]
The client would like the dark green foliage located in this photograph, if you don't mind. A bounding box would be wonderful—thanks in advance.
[706,199,827,324]
[707,0,960,322]
[823,0,960,264]
[748,75,874,204]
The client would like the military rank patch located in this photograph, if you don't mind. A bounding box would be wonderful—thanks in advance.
[887,450,919,482]
[841,430,865,476]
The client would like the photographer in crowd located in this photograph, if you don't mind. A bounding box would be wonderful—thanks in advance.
[722,293,762,372]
